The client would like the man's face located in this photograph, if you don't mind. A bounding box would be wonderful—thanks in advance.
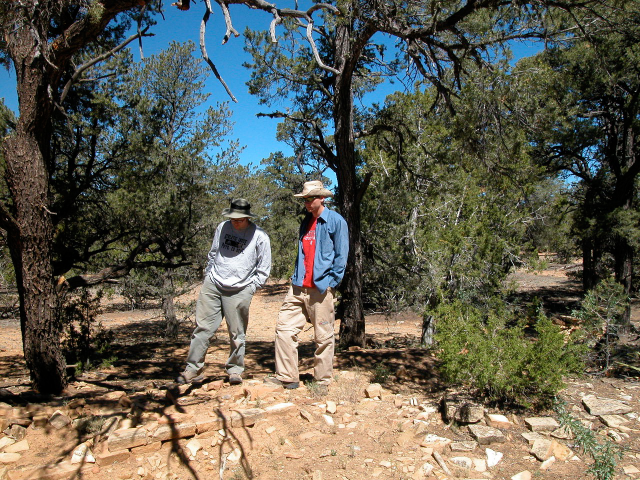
[304,196,325,216]
[230,217,250,230]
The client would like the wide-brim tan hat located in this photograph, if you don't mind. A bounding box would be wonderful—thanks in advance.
[222,198,256,218]
[293,180,333,198]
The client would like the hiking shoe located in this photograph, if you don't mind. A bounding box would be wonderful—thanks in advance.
[228,373,243,385]
[176,369,203,385]
[264,376,299,389]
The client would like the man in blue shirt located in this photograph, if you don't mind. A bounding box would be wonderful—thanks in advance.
[265,181,349,394]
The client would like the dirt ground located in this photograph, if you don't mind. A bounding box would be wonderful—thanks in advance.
[0,264,639,480]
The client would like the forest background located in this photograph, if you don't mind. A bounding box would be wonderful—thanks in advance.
[0,0,639,407]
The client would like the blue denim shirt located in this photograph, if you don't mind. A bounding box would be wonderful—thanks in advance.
[291,207,349,294]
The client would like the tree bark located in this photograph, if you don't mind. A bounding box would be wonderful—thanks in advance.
[163,274,179,338]
[332,23,367,348]
[1,10,68,393]
[4,103,66,394]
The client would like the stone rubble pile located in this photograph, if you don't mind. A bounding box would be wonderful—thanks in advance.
[0,375,638,480]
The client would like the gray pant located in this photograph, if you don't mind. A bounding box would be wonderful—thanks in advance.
[185,276,254,376]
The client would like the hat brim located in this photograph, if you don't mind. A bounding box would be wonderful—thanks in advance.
[222,209,256,218]
[293,188,333,198]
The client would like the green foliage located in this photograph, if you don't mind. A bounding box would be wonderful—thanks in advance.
[555,401,625,480]
[572,278,629,370]
[434,299,583,407]
[371,363,391,384]
[361,81,548,313]
[59,290,115,372]
[513,3,640,293]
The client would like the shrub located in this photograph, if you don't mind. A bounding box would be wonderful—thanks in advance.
[555,400,624,480]
[434,299,583,407]
[59,289,115,372]
[571,277,628,371]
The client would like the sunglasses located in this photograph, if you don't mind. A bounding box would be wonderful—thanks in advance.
[303,196,321,203]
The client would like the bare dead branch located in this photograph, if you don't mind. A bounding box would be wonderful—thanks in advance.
[60,27,151,104]
[202,0,239,102]
[306,21,340,74]
[176,0,343,97]
[217,1,240,44]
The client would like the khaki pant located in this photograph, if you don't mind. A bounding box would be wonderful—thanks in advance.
[274,285,335,384]
[185,277,254,376]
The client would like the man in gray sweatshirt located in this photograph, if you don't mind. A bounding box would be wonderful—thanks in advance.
[176,198,271,386]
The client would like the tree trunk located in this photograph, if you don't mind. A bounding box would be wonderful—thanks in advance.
[163,274,179,339]
[333,23,366,348]
[337,166,366,347]
[2,25,67,394]
[421,315,435,346]
[4,131,66,394]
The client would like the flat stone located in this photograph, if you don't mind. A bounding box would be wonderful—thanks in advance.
[420,434,451,450]
[194,414,223,434]
[100,391,127,402]
[599,414,629,428]
[322,414,334,426]
[365,384,382,398]
[450,456,472,469]
[530,439,554,461]
[468,425,505,445]
[486,413,512,429]
[71,445,95,464]
[8,418,31,429]
[524,417,559,432]
[0,437,16,451]
[107,427,149,451]
[550,425,573,440]
[31,414,48,428]
[540,456,556,470]
[582,396,632,416]
[151,422,196,442]
[551,440,573,461]
[459,403,485,423]
[0,453,21,464]
[4,440,28,453]
[231,408,264,427]
[48,410,71,430]
[450,441,477,452]
[521,431,548,444]
[95,449,131,466]
[264,403,297,415]
[185,438,201,457]
[473,458,487,472]
[443,396,484,424]
[486,448,503,467]
[202,379,224,391]
[7,426,26,441]
[130,442,162,454]
[242,385,279,399]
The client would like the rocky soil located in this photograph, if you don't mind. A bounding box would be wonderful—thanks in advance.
[0,265,639,480]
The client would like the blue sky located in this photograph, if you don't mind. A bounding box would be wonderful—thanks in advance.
[1,5,541,174]
[1,7,301,167]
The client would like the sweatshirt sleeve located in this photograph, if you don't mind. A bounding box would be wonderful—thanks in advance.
[253,230,272,289]
[203,223,223,278]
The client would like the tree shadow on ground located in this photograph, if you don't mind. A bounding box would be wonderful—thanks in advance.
[507,278,583,317]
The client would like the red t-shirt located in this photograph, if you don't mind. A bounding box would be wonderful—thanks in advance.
[302,217,317,288]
